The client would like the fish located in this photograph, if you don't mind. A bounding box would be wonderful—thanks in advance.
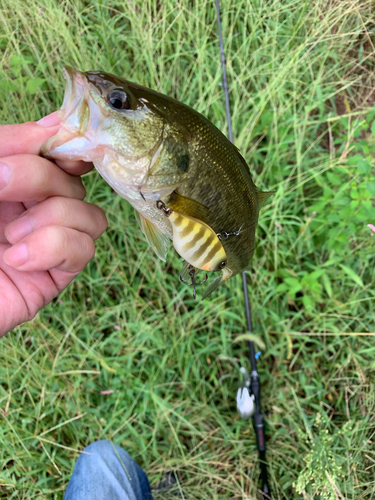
[41,67,274,298]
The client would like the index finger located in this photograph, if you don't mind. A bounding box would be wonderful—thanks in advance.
[0,113,95,176]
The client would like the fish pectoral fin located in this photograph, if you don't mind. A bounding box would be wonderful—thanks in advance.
[168,191,211,223]
[134,210,171,262]
[257,189,276,208]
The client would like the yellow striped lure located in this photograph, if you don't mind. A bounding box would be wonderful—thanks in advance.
[156,200,229,298]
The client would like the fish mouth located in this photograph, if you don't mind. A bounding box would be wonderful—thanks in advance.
[41,67,102,160]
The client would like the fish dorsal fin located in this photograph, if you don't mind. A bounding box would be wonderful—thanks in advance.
[257,189,275,208]
[168,191,211,223]
[134,210,171,262]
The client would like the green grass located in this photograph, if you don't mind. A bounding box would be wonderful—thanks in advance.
[1,0,375,498]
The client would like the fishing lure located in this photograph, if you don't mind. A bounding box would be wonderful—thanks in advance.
[156,199,230,298]
[156,200,227,272]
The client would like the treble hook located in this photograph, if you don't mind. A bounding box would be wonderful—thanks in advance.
[179,264,208,299]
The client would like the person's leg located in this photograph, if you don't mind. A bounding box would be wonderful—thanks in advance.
[63,440,153,500]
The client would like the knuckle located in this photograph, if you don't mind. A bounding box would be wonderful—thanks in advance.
[34,160,53,199]
[45,225,66,255]
[51,197,71,225]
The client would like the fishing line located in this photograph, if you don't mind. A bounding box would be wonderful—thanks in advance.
[214,1,272,498]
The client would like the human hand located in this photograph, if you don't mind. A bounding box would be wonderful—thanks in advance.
[0,113,108,336]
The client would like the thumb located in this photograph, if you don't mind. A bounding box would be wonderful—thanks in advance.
[0,112,61,158]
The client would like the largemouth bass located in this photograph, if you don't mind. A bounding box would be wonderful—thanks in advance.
[42,67,273,298]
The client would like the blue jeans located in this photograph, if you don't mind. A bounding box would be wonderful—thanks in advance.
[63,440,153,500]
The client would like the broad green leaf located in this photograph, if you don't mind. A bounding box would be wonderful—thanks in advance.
[302,295,314,311]
[321,273,332,298]
[366,109,375,123]
[347,154,363,166]
[339,265,364,288]
[0,79,17,92]
[26,77,45,94]
[9,54,24,76]
[366,181,375,196]
[357,159,371,174]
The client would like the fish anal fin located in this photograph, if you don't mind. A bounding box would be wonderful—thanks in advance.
[257,190,275,208]
[134,210,170,262]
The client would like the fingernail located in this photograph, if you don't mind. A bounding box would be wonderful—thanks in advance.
[0,162,10,190]
[37,111,61,127]
[4,243,29,267]
[7,216,33,242]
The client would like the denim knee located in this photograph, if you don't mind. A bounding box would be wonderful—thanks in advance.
[63,439,153,500]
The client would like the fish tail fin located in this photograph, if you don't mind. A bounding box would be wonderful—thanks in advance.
[257,189,275,208]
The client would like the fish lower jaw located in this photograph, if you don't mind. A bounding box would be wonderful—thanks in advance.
[41,125,95,160]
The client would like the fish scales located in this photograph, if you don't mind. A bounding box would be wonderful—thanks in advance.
[42,67,273,296]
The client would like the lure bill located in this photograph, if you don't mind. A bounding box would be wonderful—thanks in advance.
[42,67,274,298]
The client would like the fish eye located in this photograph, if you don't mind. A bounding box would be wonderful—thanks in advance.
[219,261,226,269]
[107,90,130,110]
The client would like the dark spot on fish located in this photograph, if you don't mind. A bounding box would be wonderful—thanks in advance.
[178,154,189,173]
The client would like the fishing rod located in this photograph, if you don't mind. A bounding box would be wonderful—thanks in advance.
[214,1,272,498]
